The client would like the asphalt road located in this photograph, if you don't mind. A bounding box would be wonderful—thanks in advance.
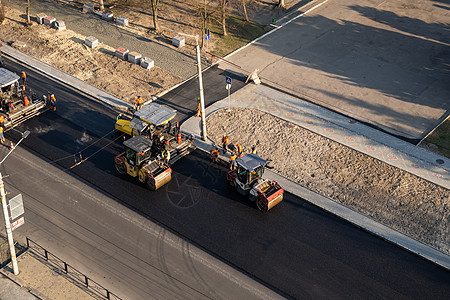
[2,58,450,299]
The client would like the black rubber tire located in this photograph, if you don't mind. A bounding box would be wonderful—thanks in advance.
[146,178,156,191]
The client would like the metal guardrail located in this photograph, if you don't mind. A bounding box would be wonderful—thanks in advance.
[26,237,122,300]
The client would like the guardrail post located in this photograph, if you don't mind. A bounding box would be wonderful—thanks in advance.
[85,276,89,287]
[106,290,110,299]
[44,249,48,260]
[64,262,68,274]
[26,237,30,248]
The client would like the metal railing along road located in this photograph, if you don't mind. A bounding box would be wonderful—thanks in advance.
[26,237,122,300]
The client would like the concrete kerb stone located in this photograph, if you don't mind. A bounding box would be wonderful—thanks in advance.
[1,44,131,111]
[181,88,450,271]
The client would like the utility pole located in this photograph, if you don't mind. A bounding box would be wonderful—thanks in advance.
[0,130,30,276]
[173,31,207,141]
[0,172,18,275]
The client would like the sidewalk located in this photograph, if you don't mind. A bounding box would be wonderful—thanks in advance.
[182,83,450,270]
[1,249,96,300]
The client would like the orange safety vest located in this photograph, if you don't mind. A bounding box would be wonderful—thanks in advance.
[51,94,56,102]
[0,115,4,123]
[136,97,143,104]
[23,96,29,106]
[230,154,236,161]
[236,144,242,153]
[222,136,229,144]
[21,72,26,79]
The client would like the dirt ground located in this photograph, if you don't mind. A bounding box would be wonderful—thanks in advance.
[207,108,450,254]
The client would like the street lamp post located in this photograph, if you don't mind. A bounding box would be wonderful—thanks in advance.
[0,130,30,275]
[173,31,207,142]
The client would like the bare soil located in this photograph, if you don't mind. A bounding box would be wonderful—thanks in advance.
[207,108,450,254]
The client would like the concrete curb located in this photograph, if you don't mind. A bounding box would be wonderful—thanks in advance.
[182,96,450,272]
[1,266,51,300]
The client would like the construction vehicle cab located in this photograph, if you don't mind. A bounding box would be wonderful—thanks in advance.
[226,154,284,212]
[115,103,176,137]
[114,135,172,191]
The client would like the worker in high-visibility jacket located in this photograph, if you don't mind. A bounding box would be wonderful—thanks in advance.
[21,71,27,86]
[162,148,171,164]
[236,143,243,158]
[196,97,201,117]
[0,127,5,144]
[222,134,229,154]
[229,153,237,170]
[135,96,144,110]
[49,93,57,111]
[251,145,257,154]
[210,148,220,162]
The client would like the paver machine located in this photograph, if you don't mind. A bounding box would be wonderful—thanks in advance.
[226,154,284,212]
[0,68,47,129]
[114,135,172,191]
[115,102,194,165]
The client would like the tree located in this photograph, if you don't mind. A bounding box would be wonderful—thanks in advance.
[241,0,249,22]
[99,0,104,11]
[26,0,31,25]
[277,0,286,9]
[197,0,216,47]
[150,0,160,31]
[218,0,228,36]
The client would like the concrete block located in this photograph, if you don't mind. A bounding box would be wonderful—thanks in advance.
[83,3,94,13]
[140,57,154,70]
[43,16,56,27]
[115,47,129,60]
[36,13,46,24]
[128,51,142,64]
[102,10,114,21]
[116,16,128,26]
[172,36,185,48]
[54,20,66,31]
[85,36,98,48]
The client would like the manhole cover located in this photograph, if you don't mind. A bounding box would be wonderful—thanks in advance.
[349,119,356,124]
[436,159,444,164]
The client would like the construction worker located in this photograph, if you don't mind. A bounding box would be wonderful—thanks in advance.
[229,153,237,170]
[222,134,229,154]
[210,148,220,162]
[236,143,243,158]
[251,145,257,154]
[162,148,171,164]
[21,71,26,90]
[48,92,56,111]
[0,127,5,144]
[135,95,144,111]
[196,97,201,117]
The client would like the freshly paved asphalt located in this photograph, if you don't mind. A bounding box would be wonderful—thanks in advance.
[2,57,450,299]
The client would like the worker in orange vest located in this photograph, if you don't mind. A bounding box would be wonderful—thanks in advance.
[135,96,144,110]
[23,95,30,106]
[21,71,26,85]
[222,134,229,154]
[236,143,243,158]
[229,153,237,170]
[196,97,201,117]
[210,148,220,162]
[251,145,257,154]
[49,92,57,111]
[0,127,5,144]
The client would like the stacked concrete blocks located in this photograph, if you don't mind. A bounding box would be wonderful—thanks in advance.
[85,36,98,48]
[43,16,56,27]
[172,36,185,48]
[115,47,129,60]
[36,13,46,24]
[116,16,129,26]
[83,3,94,13]
[140,57,154,70]
[102,11,114,21]
[128,51,142,64]
[54,21,66,31]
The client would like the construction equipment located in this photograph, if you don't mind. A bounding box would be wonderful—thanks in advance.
[226,154,284,212]
[0,68,47,130]
[115,103,195,166]
[114,135,172,191]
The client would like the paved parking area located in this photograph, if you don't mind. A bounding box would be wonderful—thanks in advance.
[219,0,450,142]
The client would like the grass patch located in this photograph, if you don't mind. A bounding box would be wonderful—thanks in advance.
[211,15,266,57]
[422,118,450,158]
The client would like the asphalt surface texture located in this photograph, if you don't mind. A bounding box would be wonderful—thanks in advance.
[2,57,450,299]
